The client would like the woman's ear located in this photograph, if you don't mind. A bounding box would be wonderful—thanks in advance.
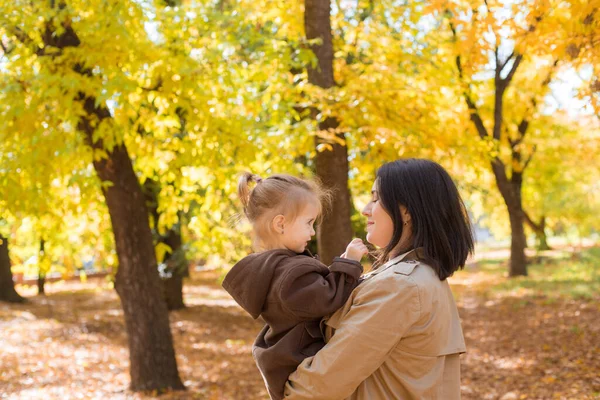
[400,206,412,224]
[272,214,286,234]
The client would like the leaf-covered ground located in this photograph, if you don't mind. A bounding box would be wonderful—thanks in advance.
[1,250,599,400]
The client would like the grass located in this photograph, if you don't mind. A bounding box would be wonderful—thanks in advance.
[451,246,600,301]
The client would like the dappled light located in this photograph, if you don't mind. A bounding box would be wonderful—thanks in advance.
[1,0,599,398]
[2,248,599,399]
[452,247,600,399]
[1,272,267,399]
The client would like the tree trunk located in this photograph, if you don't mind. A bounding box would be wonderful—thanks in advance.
[38,239,46,295]
[507,205,528,276]
[78,96,184,391]
[314,127,353,265]
[164,273,185,310]
[142,179,188,311]
[524,213,551,251]
[536,227,551,251]
[37,275,46,295]
[0,235,26,303]
[14,11,183,391]
[493,163,528,276]
[162,227,188,311]
[305,0,353,264]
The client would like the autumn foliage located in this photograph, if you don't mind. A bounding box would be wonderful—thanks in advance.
[1,0,599,396]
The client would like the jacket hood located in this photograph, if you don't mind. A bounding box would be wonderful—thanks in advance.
[222,249,300,319]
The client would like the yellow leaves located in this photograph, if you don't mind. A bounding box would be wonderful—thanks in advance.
[100,180,114,189]
[155,242,173,264]
[0,0,595,273]
[93,149,108,162]
[316,143,333,153]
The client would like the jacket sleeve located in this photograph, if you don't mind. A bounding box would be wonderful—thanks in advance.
[283,274,421,400]
[278,257,363,320]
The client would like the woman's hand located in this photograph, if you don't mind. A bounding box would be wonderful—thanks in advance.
[343,238,369,261]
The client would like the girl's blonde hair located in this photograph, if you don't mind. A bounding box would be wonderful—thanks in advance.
[238,172,330,250]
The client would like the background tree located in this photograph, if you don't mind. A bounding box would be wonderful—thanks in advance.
[427,0,585,276]
[0,1,183,391]
[523,114,600,243]
[0,233,26,303]
[304,0,353,264]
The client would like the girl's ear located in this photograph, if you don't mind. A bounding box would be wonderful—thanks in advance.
[272,214,286,234]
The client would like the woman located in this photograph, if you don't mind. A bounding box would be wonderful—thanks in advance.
[284,158,474,400]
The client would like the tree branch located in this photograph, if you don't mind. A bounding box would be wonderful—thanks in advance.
[494,46,500,75]
[490,157,510,193]
[465,96,489,139]
[9,27,45,56]
[515,59,559,142]
[499,51,515,71]
[503,53,523,85]
[140,78,163,92]
[522,209,541,231]
[522,144,536,170]
[448,15,490,140]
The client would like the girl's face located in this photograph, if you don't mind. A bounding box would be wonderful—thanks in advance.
[362,181,394,248]
[276,201,319,253]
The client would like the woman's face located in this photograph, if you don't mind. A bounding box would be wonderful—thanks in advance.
[362,181,394,248]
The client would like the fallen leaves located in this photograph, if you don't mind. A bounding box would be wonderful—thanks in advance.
[1,265,599,399]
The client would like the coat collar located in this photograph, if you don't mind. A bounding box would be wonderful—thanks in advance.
[364,248,422,278]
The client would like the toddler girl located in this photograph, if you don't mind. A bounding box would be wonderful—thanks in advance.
[222,172,367,400]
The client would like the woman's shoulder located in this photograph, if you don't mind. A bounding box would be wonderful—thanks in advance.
[349,260,445,317]
[362,259,440,291]
[357,262,419,296]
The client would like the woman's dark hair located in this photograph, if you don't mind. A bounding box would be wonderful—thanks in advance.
[375,159,474,280]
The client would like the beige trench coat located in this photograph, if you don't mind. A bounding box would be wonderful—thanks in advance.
[284,250,466,400]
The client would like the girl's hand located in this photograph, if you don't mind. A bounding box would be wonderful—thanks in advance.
[344,238,368,261]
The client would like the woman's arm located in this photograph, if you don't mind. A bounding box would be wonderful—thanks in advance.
[284,274,420,400]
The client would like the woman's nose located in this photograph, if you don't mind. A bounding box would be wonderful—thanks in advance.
[362,203,371,216]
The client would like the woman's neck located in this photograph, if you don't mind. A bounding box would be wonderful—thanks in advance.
[388,243,414,260]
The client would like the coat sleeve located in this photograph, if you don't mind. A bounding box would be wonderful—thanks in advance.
[283,274,421,400]
[278,258,363,320]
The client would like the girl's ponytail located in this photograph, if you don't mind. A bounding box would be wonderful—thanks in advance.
[238,172,262,216]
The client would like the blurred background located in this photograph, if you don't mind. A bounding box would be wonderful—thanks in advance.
[0,0,598,399]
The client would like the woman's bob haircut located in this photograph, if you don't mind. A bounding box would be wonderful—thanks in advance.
[375,159,474,280]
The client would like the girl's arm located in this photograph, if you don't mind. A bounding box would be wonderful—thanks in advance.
[284,274,420,399]
[278,258,363,319]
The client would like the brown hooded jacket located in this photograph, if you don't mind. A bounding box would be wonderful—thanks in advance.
[222,249,363,400]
